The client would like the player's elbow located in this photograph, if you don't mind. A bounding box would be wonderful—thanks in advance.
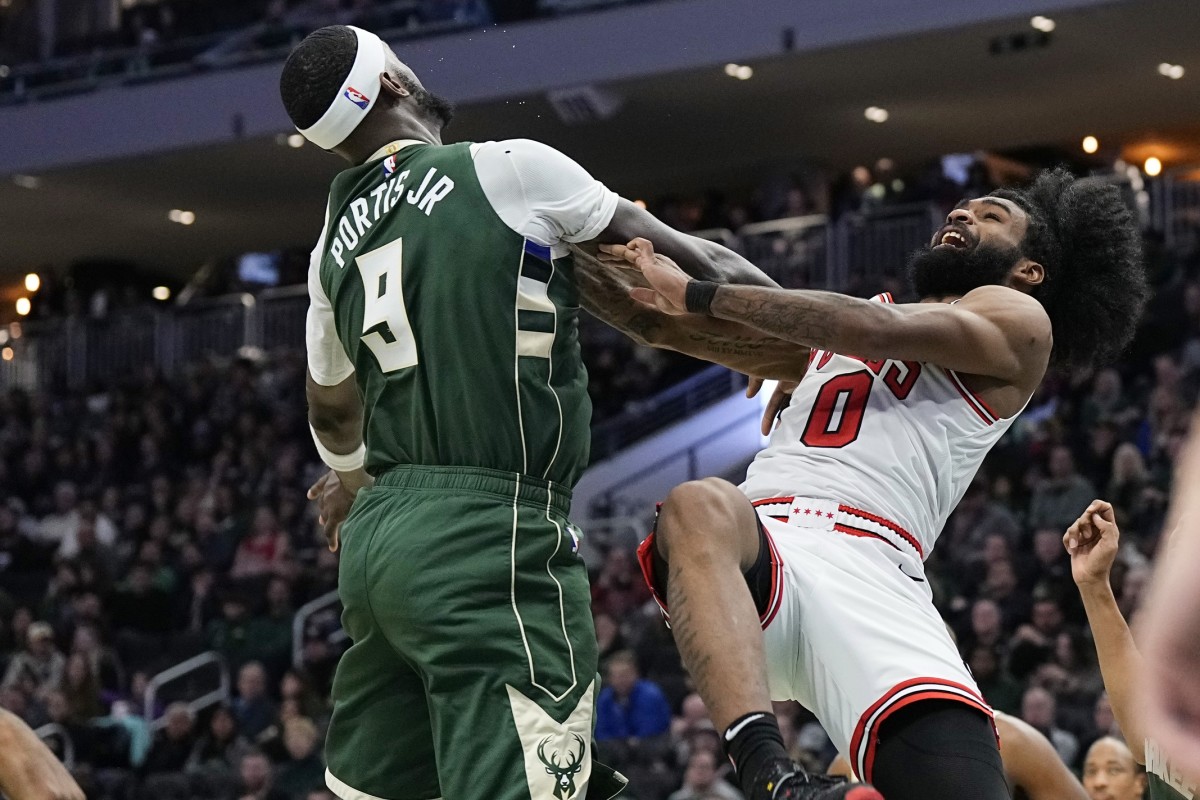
[308,401,355,434]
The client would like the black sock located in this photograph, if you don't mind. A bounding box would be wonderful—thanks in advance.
[724,712,790,796]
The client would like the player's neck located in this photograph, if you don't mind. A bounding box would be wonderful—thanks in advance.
[340,121,443,164]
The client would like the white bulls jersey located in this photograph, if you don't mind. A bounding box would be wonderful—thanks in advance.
[741,293,1020,561]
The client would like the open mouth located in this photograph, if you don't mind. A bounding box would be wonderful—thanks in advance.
[934,229,971,250]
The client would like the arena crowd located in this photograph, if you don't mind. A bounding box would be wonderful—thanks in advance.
[0,209,1197,798]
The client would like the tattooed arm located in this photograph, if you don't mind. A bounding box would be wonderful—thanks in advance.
[589,199,780,287]
[573,249,811,382]
[610,238,1052,384]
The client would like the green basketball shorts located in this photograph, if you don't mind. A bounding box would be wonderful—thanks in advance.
[323,466,626,800]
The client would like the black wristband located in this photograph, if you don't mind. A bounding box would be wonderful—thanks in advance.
[685,280,720,315]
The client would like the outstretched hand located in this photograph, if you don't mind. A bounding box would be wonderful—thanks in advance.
[599,238,691,316]
[1063,499,1119,588]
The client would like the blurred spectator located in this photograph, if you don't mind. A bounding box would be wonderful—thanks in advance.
[187,703,253,774]
[1081,737,1146,800]
[1029,446,1098,532]
[670,693,712,741]
[1010,597,1066,681]
[3,621,65,696]
[1029,527,1072,587]
[944,477,1020,554]
[966,645,1021,716]
[108,562,173,635]
[238,750,289,800]
[668,750,743,800]
[594,612,627,670]
[60,652,105,722]
[1080,369,1137,431]
[275,717,325,799]
[231,506,292,580]
[279,670,325,725]
[1021,686,1079,766]
[591,549,652,620]
[233,661,279,740]
[1106,443,1154,533]
[595,650,671,741]
[142,703,197,776]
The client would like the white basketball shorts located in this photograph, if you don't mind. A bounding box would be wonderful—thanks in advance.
[638,494,994,783]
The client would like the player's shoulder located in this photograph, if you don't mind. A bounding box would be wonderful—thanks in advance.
[958,285,1052,332]
[470,138,567,159]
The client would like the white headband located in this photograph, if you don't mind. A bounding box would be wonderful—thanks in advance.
[298,26,387,150]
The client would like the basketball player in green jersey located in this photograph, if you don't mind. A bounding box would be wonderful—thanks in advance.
[1066,500,1197,800]
[280,23,831,800]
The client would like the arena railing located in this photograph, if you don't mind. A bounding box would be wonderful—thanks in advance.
[1154,171,1200,252]
[143,651,230,730]
[34,723,75,768]
[0,204,939,395]
[830,202,943,290]
[590,364,745,461]
[0,0,644,104]
[292,589,349,670]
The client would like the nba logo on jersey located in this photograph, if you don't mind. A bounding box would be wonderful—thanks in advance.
[382,155,398,176]
[344,86,371,109]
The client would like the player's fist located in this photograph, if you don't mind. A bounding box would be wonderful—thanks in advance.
[1063,499,1119,587]
[600,239,690,316]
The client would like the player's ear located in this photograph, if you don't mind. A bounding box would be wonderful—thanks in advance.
[380,71,407,99]
[1014,258,1044,288]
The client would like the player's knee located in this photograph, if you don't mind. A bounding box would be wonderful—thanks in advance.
[658,478,752,559]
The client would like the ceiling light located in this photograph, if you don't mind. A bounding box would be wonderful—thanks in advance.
[1,348,12,362]
[864,106,889,123]
[168,209,196,225]
[12,174,40,189]
[1082,135,1099,154]
[15,297,30,316]
[1158,62,1185,79]
[24,273,39,292]
[8,323,20,339]
[723,63,753,80]
[1144,157,1163,177]
[1030,16,1056,32]
[287,134,305,148]
[0,65,10,78]
[0,330,7,345]
[153,286,171,301]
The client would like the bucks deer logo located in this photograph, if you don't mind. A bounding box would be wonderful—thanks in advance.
[538,733,585,799]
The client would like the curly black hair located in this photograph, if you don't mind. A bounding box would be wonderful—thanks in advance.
[991,168,1147,370]
[279,26,357,130]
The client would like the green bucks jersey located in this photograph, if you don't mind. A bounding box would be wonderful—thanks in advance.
[1146,739,1196,800]
[305,138,618,488]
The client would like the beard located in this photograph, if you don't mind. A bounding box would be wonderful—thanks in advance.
[396,74,455,129]
[906,241,1022,299]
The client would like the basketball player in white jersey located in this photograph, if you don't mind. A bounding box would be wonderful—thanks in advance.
[594,169,1147,800]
